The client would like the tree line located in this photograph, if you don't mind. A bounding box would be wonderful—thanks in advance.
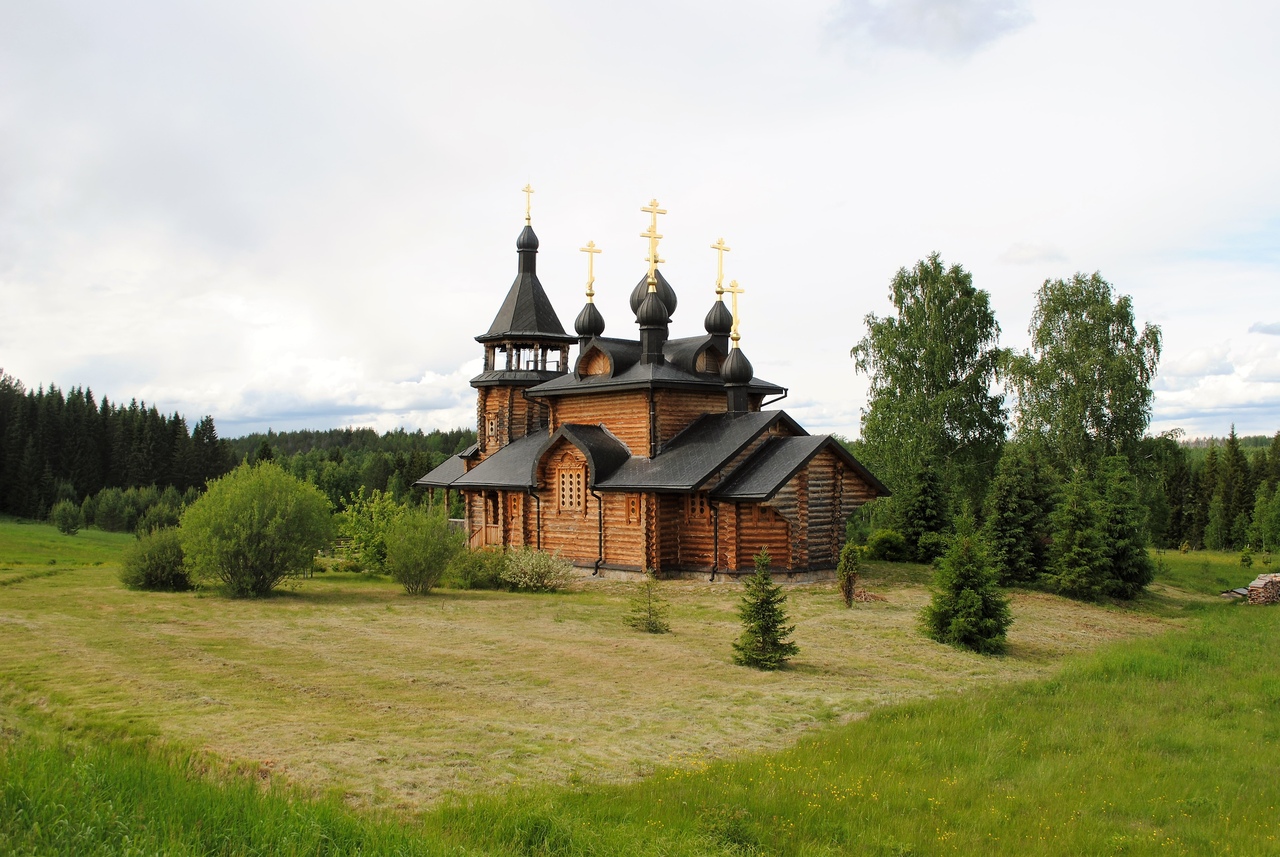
[0,371,476,529]
[850,258,1278,615]
[0,372,233,520]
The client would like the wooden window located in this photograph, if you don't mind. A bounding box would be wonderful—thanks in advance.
[508,493,521,518]
[627,495,640,523]
[685,492,710,522]
[558,468,584,511]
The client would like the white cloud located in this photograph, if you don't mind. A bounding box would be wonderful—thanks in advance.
[1249,322,1280,336]
[830,0,1034,57]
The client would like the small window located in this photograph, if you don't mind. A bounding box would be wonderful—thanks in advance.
[558,468,584,511]
[509,493,521,518]
[627,495,640,523]
[686,492,710,521]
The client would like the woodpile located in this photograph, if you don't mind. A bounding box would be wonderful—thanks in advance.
[1247,574,1280,605]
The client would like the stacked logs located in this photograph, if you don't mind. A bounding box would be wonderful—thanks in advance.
[1247,574,1280,605]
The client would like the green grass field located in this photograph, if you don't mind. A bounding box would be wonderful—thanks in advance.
[1,518,1275,854]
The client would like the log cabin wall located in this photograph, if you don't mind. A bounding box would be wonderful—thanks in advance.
[769,470,810,569]
[476,387,549,459]
[601,492,645,568]
[803,450,846,569]
[547,393,648,454]
[654,390,727,445]
[675,492,716,569]
[657,494,684,573]
[732,503,791,570]
[534,445,598,565]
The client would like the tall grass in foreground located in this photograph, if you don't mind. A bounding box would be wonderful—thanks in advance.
[4,600,1277,855]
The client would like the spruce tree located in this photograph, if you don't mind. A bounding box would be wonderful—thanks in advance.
[1045,470,1108,600]
[1097,455,1155,599]
[921,521,1011,654]
[982,442,1053,585]
[895,459,948,562]
[624,569,671,633]
[732,549,799,670]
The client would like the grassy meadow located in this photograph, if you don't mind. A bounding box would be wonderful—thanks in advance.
[1,516,1276,854]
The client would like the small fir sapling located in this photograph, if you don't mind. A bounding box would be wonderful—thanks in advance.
[732,548,799,670]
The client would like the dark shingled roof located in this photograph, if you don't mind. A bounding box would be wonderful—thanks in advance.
[598,411,805,492]
[477,272,575,342]
[476,225,575,344]
[530,334,784,398]
[451,433,545,490]
[413,454,467,488]
[713,435,890,501]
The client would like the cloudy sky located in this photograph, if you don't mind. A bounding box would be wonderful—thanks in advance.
[2,0,1277,441]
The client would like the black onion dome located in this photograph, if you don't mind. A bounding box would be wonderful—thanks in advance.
[516,224,539,251]
[575,302,606,338]
[637,289,670,327]
[722,346,753,384]
[704,300,732,336]
[629,269,678,318]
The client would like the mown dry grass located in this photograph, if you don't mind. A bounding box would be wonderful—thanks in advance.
[0,534,1195,813]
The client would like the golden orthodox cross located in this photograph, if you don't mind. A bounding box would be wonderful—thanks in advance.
[522,184,534,223]
[640,199,666,289]
[580,240,601,301]
[725,279,745,345]
[710,237,731,297]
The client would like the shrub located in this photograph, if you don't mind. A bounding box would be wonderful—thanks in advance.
[921,526,1011,655]
[836,541,860,607]
[337,488,406,574]
[120,528,189,591]
[865,529,910,562]
[180,462,333,597]
[450,547,506,590]
[624,569,671,633]
[916,530,950,564]
[50,500,83,536]
[732,548,799,670]
[136,502,180,536]
[94,488,135,533]
[1241,547,1254,568]
[385,506,464,595]
[501,548,575,592]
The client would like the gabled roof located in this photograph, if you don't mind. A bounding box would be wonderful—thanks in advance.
[597,411,805,492]
[711,435,890,501]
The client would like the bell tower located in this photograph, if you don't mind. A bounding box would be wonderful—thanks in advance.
[472,186,576,459]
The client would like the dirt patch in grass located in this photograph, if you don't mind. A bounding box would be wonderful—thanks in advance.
[0,558,1184,811]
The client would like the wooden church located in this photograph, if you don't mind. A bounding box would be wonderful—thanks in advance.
[415,194,887,578]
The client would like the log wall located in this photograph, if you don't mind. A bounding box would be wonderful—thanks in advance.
[654,389,727,445]
[549,392,649,454]
[477,387,549,459]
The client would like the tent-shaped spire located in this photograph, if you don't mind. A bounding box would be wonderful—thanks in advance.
[477,222,575,344]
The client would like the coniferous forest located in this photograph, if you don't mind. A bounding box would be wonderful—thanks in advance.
[0,371,475,529]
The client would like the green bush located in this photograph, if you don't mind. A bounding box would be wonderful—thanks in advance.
[449,547,506,589]
[916,530,950,564]
[50,500,83,536]
[500,548,575,592]
[865,529,910,562]
[120,528,189,591]
[94,488,135,533]
[836,541,860,607]
[180,462,333,597]
[385,506,464,595]
[136,502,180,536]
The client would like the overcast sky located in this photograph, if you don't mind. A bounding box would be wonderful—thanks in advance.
[2,0,1277,442]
